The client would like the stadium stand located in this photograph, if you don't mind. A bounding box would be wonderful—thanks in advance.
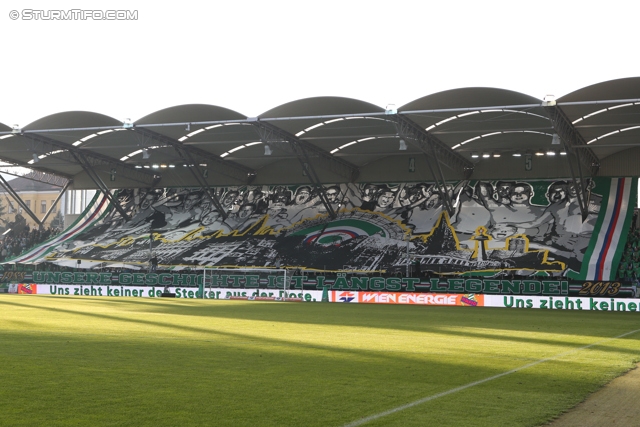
[1,78,640,283]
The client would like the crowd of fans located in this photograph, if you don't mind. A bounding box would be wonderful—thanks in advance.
[617,210,640,281]
[0,225,61,262]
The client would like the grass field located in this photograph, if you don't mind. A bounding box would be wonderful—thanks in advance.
[1,295,640,426]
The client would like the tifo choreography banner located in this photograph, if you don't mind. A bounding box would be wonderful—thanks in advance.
[6,178,637,280]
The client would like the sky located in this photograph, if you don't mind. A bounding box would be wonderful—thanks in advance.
[1,0,638,128]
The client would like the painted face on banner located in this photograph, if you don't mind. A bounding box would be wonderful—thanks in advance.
[377,191,395,208]
[568,183,578,198]
[295,187,311,205]
[362,184,378,201]
[222,191,239,208]
[141,190,162,209]
[490,224,517,240]
[184,194,200,210]
[510,186,531,204]
[496,183,512,199]
[326,188,339,203]
[199,199,213,212]
[548,185,567,203]
[201,211,220,226]
[477,183,491,198]
[270,187,290,206]
[408,188,422,204]
[399,191,411,206]
[238,204,255,219]
[245,190,262,204]
[141,194,154,210]
[424,193,440,210]
[233,194,245,207]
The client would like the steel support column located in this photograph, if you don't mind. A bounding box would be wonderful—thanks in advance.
[544,104,600,221]
[251,120,360,219]
[132,127,256,184]
[41,180,71,225]
[131,127,254,220]
[17,132,158,186]
[255,124,335,219]
[70,151,130,221]
[0,174,42,227]
[251,119,360,183]
[0,168,70,187]
[392,115,475,216]
[183,155,228,220]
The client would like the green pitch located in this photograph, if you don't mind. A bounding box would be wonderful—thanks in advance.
[1,296,639,427]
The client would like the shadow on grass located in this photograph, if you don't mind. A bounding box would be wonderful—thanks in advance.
[0,323,636,427]
[2,297,640,360]
[32,294,640,335]
[49,296,640,353]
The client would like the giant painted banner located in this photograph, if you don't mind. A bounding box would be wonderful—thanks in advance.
[5,178,637,280]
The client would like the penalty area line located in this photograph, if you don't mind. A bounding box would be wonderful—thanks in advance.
[342,327,640,427]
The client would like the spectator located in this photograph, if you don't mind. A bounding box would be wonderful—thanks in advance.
[150,253,158,272]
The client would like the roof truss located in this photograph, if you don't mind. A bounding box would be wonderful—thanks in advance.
[252,119,360,183]
[132,127,256,185]
[391,115,475,215]
[17,132,158,186]
[544,103,601,220]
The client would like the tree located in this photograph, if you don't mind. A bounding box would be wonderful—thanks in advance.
[50,211,64,231]
[0,196,7,231]
[11,213,27,235]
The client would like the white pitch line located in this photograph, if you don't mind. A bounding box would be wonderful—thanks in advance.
[342,327,640,427]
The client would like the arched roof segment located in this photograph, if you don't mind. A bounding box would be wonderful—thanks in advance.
[254,98,393,175]
[259,96,386,137]
[2,79,640,188]
[399,88,552,158]
[557,77,640,161]
[558,77,640,102]
[137,104,246,124]
[400,87,542,111]
[260,96,383,118]
[23,111,122,131]
[20,111,123,150]
[134,104,249,143]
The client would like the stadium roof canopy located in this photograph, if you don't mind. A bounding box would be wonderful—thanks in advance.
[1,77,640,191]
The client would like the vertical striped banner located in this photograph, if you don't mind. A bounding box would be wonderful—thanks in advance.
[585,177,635,281]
